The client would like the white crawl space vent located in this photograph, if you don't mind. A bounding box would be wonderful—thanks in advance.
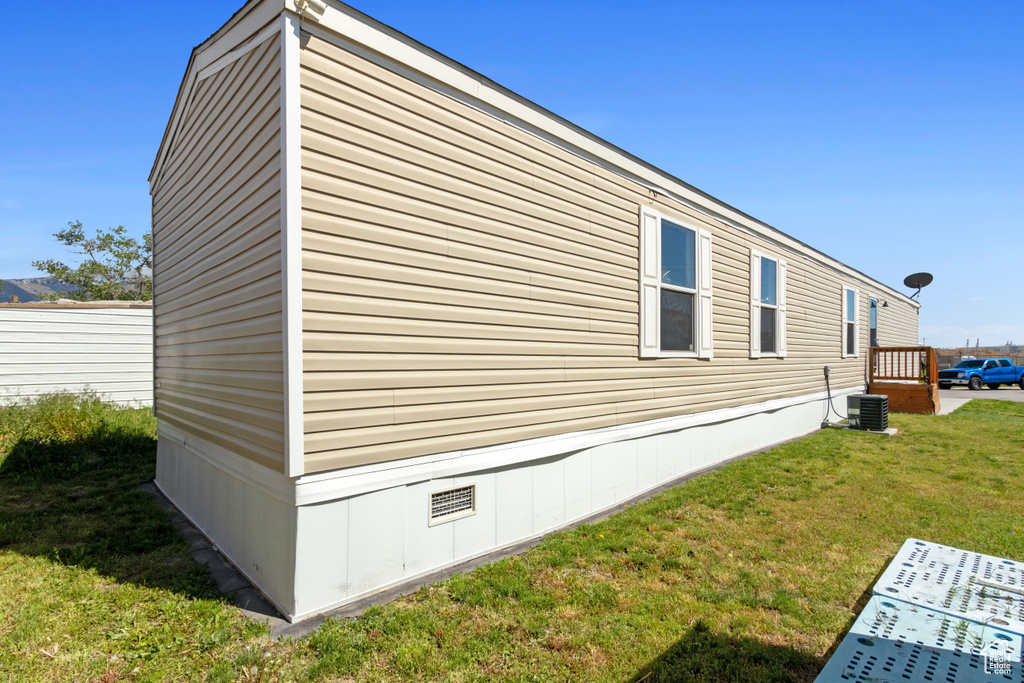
[429,485,476,526]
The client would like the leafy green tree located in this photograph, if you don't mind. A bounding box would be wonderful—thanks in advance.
[32,221,152,301]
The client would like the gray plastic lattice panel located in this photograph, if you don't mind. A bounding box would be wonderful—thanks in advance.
[874,538,1024,633]
[815,597,1022,682]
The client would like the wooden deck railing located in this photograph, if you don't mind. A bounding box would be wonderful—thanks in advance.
[868,346,940,415]
[870,346,938,384]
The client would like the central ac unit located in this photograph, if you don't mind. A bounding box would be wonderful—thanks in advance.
[847,394,889,431]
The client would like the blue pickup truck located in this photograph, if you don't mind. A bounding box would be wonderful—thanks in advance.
[938,358,1024,391]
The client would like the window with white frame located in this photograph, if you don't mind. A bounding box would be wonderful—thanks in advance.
[749,250,787,358]
[869,296,878,348]
[842,286,859,357]
[639,207,713,358]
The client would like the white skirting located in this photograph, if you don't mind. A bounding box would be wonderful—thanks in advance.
[155,386,859,621]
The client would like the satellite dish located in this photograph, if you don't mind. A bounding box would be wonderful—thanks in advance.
[903,272,933,289]
[903,272,933,300]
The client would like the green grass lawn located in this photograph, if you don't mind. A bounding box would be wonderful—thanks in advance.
[2,393,1023,682]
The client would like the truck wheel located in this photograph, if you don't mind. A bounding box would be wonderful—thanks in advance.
[987,384,1000,390]
[969,376,983,391]
[939,382,951,390]
[1019,377,1024,390]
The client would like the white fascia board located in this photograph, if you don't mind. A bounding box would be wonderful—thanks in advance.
[305,1,917,309]
[159,384,864,509]
[195,20,281,83]
[152,0,918,295]
[292,385,865,506]
[149,0,286,192]
[280,12,305,478]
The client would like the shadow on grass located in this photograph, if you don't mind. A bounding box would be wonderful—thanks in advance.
[0,402,214,599]
[627,620,827,683]
[624,561,887,683]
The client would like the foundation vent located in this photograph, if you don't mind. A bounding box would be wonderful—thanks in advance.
[429,485,475,525]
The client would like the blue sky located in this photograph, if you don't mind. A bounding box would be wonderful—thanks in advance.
[1,0,1021,348]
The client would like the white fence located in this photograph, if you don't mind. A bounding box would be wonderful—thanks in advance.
[0,303,153,407]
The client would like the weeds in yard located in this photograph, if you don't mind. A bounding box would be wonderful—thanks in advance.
[0,393,299,682]
[0,392,201,590]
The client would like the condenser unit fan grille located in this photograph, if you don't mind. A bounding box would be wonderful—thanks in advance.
[848,394,889,431]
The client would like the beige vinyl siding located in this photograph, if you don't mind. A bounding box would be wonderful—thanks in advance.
[299,33,917,473]
[878,296,919,347]
[153,33,286,473]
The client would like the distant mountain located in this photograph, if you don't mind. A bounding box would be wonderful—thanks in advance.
[1,277,79,303]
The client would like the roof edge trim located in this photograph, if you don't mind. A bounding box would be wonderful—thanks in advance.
[150,0,920,308]
[149,0,285,190]
[303,0,919,307]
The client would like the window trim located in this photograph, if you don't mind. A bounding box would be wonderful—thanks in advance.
[842,286,860,358]
[749,249,787,359]
[639,207,713,359]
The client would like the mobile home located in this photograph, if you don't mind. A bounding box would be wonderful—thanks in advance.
[150,0,919,621]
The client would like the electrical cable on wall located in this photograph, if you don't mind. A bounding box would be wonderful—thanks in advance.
[823,366,848,424]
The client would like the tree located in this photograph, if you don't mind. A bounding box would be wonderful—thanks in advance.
[32,221,152,301]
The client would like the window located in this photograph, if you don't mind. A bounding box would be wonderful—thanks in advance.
[998,359,1012,368]
[750,250,787,358]
[842,286,859,357]
[660,221,696,351]
[639,208,713,358]
[869,297,878,348]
